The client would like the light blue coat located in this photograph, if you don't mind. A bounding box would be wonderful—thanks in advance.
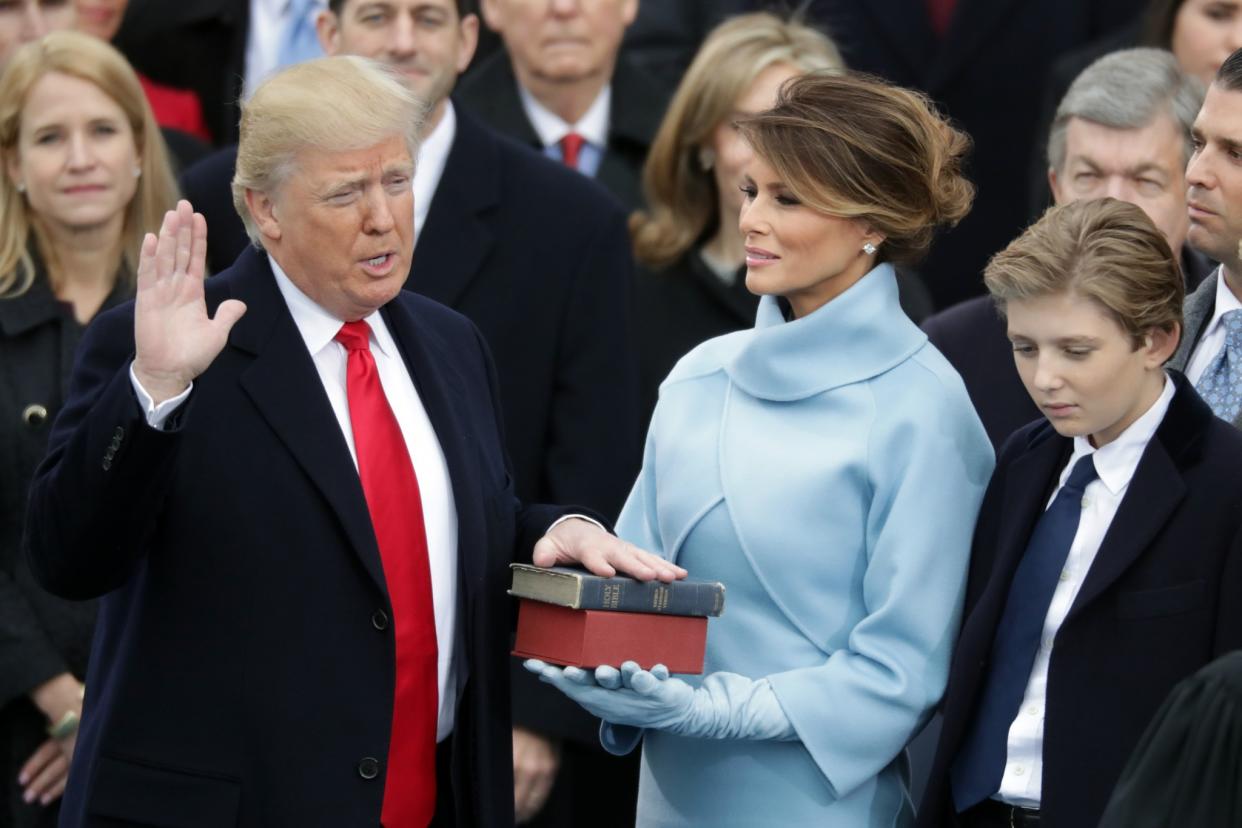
[614,265,994,826]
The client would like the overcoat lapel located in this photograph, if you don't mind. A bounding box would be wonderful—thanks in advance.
[409,113,498,309]
[1067,446,1184,620]
[224,251,389,595]
[381,298,484,622]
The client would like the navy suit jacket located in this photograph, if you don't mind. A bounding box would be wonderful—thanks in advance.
[24,248,581,827]
[918,373,1242,828]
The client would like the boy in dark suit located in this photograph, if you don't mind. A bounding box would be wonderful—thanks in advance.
[919,198,1242,828]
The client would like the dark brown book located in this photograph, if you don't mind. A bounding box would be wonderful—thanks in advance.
[512,599,708,674]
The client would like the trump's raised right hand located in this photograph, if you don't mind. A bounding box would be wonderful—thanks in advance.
[132,200,246,404]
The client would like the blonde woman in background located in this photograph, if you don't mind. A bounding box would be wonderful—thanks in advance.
[0,31,177,826]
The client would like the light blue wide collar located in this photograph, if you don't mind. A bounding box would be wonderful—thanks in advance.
[725,264,927,401]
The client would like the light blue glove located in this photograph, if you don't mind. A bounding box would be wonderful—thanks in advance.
[525,659,795,742]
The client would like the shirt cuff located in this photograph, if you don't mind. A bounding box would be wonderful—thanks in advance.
[546,514,608,535]
[129,363,193,430]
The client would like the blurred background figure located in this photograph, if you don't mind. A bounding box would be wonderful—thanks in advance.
[628,12,844,424]
[112,0,327,145]
[458,0,668,209]
[0,1,73,70]
[0,30,178,827]
[925,48,1205,449]
[1099,650,1242,828]
[73,0,211,144]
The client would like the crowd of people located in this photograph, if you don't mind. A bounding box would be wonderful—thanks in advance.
[3,1,1242,827]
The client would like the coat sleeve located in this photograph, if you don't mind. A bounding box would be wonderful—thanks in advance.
[766,370,995,798]
[23,304,182,600]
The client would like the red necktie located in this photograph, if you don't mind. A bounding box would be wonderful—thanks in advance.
[335,321,438,828]
[926,0,957,36]
[560,132,585,170]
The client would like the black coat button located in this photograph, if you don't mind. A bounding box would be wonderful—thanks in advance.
[358,757,380,779]
[22,404,47,427]
[371,609,389,631]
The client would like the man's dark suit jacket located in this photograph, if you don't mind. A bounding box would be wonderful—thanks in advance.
[180,109,640,746]
[114,0,248,144]
[24,248,584,826]
[918,373,1242,828]
[454,53,667,210]
[923,247,1214,451]
[794,0,1142,309]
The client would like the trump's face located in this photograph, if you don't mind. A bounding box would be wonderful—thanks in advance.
[318,0,477,124]
[247,135,415,321]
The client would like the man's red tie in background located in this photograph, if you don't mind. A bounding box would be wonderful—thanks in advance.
[336,321,438,828]
[560,132,585,170]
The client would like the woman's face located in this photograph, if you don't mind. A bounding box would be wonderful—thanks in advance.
[74,0,128,42]
[707,61,801,225]
[738,154,879,318]
[1171,0,1242,86]
[7,71,140,236]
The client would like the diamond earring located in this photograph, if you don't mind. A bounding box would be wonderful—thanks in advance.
[862,242,877,255]
[132,165,142,179]
[697,147,716,171]
[15,181,25,193]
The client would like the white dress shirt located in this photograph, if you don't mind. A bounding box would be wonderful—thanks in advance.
[996,376,1176,807]
[413,101,457,244]
[131,256,461,741]
[1186,267,1242,385]
[518,83,610,177]
[243,0,327,100]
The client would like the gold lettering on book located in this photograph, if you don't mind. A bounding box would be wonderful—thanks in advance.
[652,586,670,612]
[602,583,621,610]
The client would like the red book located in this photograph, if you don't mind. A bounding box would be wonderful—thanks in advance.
[512,600,708,674]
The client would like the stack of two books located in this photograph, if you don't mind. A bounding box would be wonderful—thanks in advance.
[509,564,726,674]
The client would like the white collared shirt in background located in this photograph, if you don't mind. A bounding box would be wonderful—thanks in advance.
[413,102,457,243]
[244,0,327,100]
[518,83,610,177]
[1186,267,1242,384]
[996,376,1176,807]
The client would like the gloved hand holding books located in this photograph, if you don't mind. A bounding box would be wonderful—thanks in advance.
[524,659,795,743]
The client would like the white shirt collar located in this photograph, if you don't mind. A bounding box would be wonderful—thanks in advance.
[1066,374,1175,496]
[267,253,395,359]
[413,101,457,240]
[1203,266,1242,341]
[517,83,611,148]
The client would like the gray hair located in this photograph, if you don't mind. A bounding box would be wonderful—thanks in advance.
[1047,47,1204,173]
[231,56,426,246]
